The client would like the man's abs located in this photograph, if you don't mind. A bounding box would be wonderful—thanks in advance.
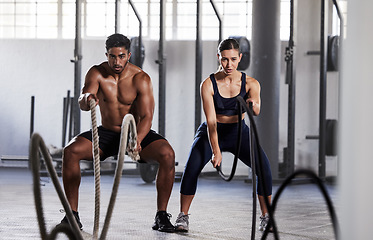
[99,103,134,132]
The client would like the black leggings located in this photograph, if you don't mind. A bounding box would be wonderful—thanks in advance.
[180,121,272,196]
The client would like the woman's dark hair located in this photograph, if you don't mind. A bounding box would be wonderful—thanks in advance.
[105,33,131,52]
[218,38,240,54]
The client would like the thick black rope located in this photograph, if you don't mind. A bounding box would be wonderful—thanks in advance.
[215,100,258,240]
[261,169,340,239]
[235,96,279,239]
[234,96,338,240]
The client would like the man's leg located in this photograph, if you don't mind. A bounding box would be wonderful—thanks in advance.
[62,136,96,211]
[140,139,175,232]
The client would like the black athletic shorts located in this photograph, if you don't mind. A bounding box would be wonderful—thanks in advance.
[79,126,166,160]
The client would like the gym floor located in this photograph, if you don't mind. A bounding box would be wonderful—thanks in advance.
[0,167,338,240]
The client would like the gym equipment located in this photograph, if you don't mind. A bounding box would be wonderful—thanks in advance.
[327,35,340,72]
[129,36,145,68]
[139,163,159,183]
[229,36,251,70]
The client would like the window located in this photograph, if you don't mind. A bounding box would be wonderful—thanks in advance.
[0,0,59,38]
[0,0,292,40]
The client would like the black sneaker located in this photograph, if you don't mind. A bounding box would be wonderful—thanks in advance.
[57,210,83,230]
[152,211,175,232]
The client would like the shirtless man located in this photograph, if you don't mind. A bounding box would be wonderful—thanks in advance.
[59,34,175,232]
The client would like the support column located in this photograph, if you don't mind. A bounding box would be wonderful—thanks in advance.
[340,1,373,239]
[251,0,281,179]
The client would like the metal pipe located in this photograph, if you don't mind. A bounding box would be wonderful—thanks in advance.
[158,0,166,136]
[72,0,82,137]
[284,0,295,176]
[319,0,327,179]
[69,97,74,142]
[209,0,222,43]
[128,0,143,68]
[195,0,202,132]
[62,90,70,147]
[331,0,343,34]
[30,96,35,138]
[115,0,120,33]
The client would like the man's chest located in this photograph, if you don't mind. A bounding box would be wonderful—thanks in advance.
[99,79,137,105]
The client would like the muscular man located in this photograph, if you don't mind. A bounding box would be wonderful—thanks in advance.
[59,34,175,232]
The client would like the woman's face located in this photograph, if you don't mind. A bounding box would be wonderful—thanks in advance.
[218,49,242,75]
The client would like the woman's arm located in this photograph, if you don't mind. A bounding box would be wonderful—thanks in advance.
[201,77,222,167]
[246,77,261,116]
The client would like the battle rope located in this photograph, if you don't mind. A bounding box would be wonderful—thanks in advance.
[90,98,140,240]
[215,100,257,240]
[98,109,139,239]
[233,96,338,240]
[30,99,139,240]
[261,169,340,240]
[30,133,84,240]
[90,99,101,239]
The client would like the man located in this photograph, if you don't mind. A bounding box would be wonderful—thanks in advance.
[59,33,175,232]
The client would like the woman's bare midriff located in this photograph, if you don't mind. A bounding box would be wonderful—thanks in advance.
[216,113,245,124]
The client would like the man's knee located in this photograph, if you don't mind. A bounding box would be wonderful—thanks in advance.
[63,142,86,163]
[63,144,77,160]
[63,137,93,162]
[158,145,175,169]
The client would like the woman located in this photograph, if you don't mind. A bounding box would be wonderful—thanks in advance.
[175,38,273,232]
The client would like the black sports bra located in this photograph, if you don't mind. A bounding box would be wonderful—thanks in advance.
[210,72,248,116]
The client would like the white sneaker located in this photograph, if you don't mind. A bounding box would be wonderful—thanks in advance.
[259,213,270,231]
[175,212,189,232]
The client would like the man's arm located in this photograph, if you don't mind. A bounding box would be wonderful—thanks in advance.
[78,66,100,111]
[133,72,154,146]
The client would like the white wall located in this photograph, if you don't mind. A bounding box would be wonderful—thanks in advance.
[0,1,340,176]
[0,39,221,173]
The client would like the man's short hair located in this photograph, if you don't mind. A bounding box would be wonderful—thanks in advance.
[105,34,131,52]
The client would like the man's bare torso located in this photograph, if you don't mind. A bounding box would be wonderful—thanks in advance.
[92,62,146,132]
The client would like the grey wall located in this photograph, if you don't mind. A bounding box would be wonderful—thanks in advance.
[339,0,373,238]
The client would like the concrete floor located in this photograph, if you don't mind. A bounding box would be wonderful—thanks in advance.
[0,167,338,240]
